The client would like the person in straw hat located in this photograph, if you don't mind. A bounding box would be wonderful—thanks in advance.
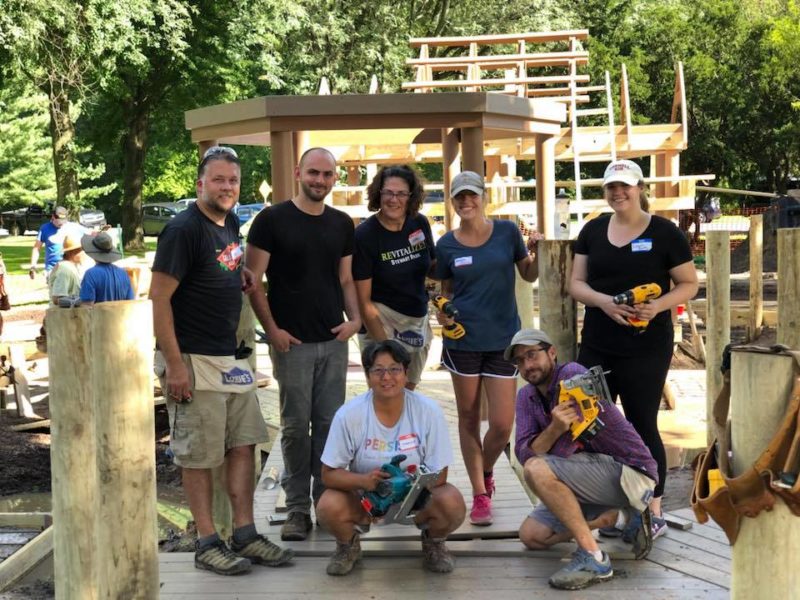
[48,234,84,306]
[79,232,134,306]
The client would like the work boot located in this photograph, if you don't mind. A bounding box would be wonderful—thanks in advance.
[548,549,613,590]
[421,530,455,573]
[326,535,362,576]
[230,533,295,566]
[194,539,252,575]
[622,507,653,560]
[281,511,313,541]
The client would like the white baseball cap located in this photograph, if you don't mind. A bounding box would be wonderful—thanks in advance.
[603,160,644,187]
[450,171,485,197]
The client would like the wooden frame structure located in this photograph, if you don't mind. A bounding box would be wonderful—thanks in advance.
[184,29,702,238]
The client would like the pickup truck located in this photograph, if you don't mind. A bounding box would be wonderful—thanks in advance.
[0,204,106,235]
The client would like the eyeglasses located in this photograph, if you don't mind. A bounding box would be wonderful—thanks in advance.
[368,366,405,378]
[202,146,238,159]
[510,347,547,367]
[380,189,411,201]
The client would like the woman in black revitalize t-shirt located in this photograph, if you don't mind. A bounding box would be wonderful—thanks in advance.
[352,165,436,390]
[569,160,699,539]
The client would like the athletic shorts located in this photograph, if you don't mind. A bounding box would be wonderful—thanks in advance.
[528,453,628,534]
[155,351,268,469]
[441,347,517,378]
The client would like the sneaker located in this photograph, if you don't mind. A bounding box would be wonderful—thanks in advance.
[281,511,312,541]
[195,539,252,575]
[326,535,362,576]
[231,533,294,566]
[622,508,653,560]
[484,472,496,498]
[421,530,455,573]
[651,515,668,540]
[469,494,493,526]
[548,549,613,590]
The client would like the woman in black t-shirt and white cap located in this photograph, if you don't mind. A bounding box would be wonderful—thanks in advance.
[569,159,698,540]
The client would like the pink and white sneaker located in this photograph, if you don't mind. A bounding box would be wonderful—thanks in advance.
[470,494,493,526]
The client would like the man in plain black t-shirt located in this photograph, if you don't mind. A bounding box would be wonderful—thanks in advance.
[246,147,361,541]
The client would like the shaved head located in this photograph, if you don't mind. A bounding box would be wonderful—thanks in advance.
[298,147,336,169]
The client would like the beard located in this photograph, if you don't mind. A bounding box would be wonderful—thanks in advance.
[300,180,328,202]
[521,361,555,387]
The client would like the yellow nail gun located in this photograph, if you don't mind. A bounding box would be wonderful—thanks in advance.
[430,294,466,340]
[558,366,612,444]
[612,283,662,332]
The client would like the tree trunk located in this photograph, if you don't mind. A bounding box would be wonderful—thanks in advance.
[121,95,149,251]
[47,88,80,209]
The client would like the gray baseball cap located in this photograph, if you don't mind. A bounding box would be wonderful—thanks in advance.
[450,171,485,197]
[503,328,554,362]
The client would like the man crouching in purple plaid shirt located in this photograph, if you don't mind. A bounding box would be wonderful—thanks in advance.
[507,328,658,591]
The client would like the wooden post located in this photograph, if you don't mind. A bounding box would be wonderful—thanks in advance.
[777,229,800,349]
[748,214,764,341]
[730,349,800,598]
[270,131,295,203]
[91,301,158,598]
[460,126,484,175]
[346,166,362,205]
[705,231,730,444]
[292,131,310,197]
[47,308,97,600]
[538,241,576,361]
[534,134,556,236]
[8,344,35,418]
[197,140,218,158]
[441,128,461,232]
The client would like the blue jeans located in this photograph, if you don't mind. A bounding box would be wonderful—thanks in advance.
[270,339,348,514]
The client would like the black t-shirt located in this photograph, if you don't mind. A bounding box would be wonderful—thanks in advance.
[247,200,355,342]
[352,213,435,318]
[574,214,693,356]
[152,203,243,355]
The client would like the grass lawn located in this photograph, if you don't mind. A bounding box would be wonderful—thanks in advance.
[0,235,157,276]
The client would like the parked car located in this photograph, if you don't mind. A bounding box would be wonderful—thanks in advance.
[142,202,187,236]
[175,198,196,208]
[235,203,265,226]
[0,203,107,235]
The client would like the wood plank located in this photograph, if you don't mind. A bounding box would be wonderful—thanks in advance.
[0,526,53,592]
[0,513,51,530]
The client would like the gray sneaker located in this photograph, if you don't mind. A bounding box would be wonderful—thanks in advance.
[548,548,613,590]
[421,530,455,573]
[231,534,294,566]
[281,512,312,541]
[195,539,252,575]
[326,535,362,576]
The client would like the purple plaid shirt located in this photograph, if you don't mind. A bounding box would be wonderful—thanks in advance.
[514,362,658,484]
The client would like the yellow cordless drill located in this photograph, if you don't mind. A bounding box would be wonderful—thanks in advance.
[612,283,662,332]
[558,366,611,444]
[430,294,466,340]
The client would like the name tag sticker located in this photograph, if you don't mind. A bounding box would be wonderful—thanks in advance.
[454,256,473,268]
[631,239,653,253]
[408,229,425,246]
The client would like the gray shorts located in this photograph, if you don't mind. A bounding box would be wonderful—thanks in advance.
[529,453,628,534]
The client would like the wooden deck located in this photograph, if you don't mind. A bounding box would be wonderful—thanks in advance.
[159,430,731,599]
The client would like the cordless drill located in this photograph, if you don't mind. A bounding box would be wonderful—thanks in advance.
[431,294,466,340]
[612,283,662,332]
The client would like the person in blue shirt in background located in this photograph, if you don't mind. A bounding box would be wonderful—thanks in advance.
[79,232,134,305]
[30,206,89,280]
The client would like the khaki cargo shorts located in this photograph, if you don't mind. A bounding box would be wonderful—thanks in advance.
[155,351,268,469]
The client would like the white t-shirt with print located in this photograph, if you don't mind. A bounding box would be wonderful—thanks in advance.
[321,389,453,475]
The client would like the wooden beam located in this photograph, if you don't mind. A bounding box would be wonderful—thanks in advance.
[777,228,800,349]
[0,526,53,593]
[747,214,764,341]
[705,231,730,445]
[461,127,484,174]
[534,134,556,236]
[409,30,590,47]
[441,128,460,231]
[270,131,295,203]
[730,349,800,599]
[401,74,590,91]
[47,307,97,599]
[537,241,576,361]
[8,345,35,419]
